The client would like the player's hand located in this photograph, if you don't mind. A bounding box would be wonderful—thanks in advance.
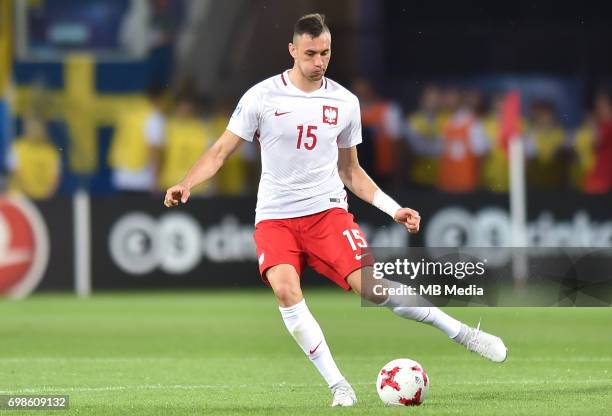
[394,208,420,234]
[164,184,191,207]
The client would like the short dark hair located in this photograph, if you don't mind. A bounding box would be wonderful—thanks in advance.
[293,13,329,39]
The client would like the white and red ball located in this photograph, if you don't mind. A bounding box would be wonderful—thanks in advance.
[376,358,429,406]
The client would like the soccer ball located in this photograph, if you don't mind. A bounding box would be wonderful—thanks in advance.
[376,358,429,406]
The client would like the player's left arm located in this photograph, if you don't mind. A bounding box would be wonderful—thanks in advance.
[338,146,420,233]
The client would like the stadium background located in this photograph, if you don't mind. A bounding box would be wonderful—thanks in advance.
[0,1,611,415]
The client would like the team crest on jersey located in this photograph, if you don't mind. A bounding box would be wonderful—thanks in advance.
[322,106,338,125]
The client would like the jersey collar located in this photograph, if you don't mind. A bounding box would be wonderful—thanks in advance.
[281,69,327,95]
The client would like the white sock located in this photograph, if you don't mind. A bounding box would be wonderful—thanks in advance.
[375,279,463,339]
[279,299,345,388]
[390,306,462,339]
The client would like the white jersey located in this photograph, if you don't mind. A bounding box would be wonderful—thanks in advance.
[227,70,362,224]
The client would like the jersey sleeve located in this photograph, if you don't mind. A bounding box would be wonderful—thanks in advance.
[337,97,363,148]
[226,86,262,142]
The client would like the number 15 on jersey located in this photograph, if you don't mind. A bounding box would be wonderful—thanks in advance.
[296,125,317,150]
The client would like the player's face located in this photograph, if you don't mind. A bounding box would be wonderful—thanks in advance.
[289,32,331,82]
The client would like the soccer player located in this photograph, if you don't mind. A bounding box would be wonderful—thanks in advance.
[164,13,507,407]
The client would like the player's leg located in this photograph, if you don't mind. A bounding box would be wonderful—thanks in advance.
[347,268,507,362]
[254,220,350,399]
[347,267,462,337]
[266,264,354,406]
[266,264,304,307]
[301,208,507,363]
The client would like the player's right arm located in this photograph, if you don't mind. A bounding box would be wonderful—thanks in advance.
[165,84,261,207]
[164,130,243,207]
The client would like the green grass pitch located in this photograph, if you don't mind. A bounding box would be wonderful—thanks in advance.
[0,290,611,415]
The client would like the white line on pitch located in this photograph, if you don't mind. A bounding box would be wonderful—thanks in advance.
[1,378,611,395]
[0,356,611,362]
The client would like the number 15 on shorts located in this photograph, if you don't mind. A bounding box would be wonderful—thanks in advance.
[342,229,367,251]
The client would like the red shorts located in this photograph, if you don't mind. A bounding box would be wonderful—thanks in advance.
[253,208,373,291]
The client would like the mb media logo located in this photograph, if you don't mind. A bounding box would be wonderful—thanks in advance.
[0,197,50,298]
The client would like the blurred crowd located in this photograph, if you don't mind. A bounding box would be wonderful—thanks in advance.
[106,84,258,196]
[5,80,612,200]
[354,80,612,195]
[4,0,611,200]
[5,84,259,200]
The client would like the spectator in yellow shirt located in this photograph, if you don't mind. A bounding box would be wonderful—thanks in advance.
[405,85,445,188]
[525,101,567,189]
[569,112,596,191]
[8,117,61,200]
[159,92,216,195]
[108,84,167,193]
